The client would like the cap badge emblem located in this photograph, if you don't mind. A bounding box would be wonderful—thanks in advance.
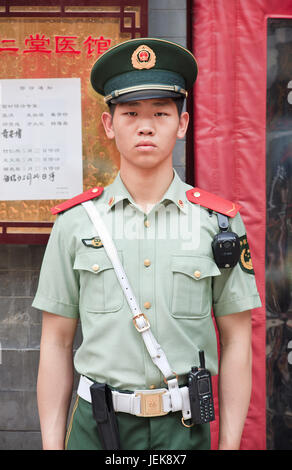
[131,45,156,70]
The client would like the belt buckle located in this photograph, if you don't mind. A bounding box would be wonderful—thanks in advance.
[135,389,168,417]
[132,313,150,333]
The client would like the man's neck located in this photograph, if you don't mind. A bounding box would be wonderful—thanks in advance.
[119,163,174,212]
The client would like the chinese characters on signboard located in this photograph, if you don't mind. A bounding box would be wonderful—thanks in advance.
[0,78,83,200]
[0,34,111,57]
[0,11,138,222]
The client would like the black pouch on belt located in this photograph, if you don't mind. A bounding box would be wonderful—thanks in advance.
[90,382,121,450]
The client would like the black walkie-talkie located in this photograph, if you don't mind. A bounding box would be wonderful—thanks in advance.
[188,351,215,425]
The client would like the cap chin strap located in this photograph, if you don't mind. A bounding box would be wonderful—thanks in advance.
[82,200,181,404]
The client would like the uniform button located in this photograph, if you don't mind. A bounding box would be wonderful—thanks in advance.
[92,188,99,193]
[150,385,156,390]
[144,301,151,309]
[144,219,150,228]
[194,270,201,278]
[144,259,151,267]
[178,199,184,208]
[92,264,100,272]
[194,191,201,198]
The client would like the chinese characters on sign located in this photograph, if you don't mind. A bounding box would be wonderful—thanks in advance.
[0,78,83,200]
[0,34,111,57]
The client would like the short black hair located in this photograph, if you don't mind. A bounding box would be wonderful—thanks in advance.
[174,97,185,116]
[108,97,185,118]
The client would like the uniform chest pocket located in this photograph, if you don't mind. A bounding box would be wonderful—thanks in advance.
[73,250,124,313]
[171,255,221,318]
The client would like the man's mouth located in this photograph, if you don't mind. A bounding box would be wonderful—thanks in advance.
[135,141,156,149]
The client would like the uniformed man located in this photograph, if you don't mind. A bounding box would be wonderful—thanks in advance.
[33,38,262,450]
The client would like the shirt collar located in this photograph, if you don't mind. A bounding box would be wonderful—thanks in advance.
[161,168,188,213]
[105,172,136,211]
[105,168,188,213]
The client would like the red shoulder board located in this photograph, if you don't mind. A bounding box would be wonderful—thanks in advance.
[186,187,241,218]
[51,187,104,215]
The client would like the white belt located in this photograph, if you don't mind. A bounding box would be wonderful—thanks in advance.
[77,375,192,420]
[81,200,190,421]
[82,200,174,381]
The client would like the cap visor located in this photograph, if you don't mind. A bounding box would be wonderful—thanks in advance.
[109,89,183,104]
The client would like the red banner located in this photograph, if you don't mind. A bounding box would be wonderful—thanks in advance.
[192,0,292,450]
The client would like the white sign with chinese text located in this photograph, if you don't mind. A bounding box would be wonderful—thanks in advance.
[0,78,83,200]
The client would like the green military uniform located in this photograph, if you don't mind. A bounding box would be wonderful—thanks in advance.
[32,38,261,450]
[33,170,261,449]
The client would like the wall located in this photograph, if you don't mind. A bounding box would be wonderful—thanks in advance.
[0,245,44,449]
[0,1,187,450]
[148,0,188,181]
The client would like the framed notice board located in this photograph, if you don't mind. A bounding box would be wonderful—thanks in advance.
[0,0,148,244]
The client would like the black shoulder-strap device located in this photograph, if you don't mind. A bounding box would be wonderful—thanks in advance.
[212,213,240,268]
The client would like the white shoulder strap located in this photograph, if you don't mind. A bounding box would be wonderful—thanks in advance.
[81,200,177,384]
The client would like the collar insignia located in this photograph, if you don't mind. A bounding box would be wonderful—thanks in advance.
[82,237,103,249]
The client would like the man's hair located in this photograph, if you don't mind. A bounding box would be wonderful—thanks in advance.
[108,97,185,118]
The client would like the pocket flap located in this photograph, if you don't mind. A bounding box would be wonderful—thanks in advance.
[74,250,121,274]
[171,255,221,280]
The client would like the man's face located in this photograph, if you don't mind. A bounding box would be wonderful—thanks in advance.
[101,98,189,171]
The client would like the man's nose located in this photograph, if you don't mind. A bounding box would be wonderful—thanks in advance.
[138,127,154,135]
[137,121,154,135]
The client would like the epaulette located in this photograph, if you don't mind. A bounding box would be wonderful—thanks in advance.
[186,187,241,218]
[51,187,104,215]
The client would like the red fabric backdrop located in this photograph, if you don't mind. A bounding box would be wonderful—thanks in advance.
[191,0,292,450]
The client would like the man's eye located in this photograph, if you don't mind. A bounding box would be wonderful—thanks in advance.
[155,112,167,116]
[126,111,137,116]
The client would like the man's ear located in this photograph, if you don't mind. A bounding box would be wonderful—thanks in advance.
[101,111,115,139]
[177,111,189,139]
